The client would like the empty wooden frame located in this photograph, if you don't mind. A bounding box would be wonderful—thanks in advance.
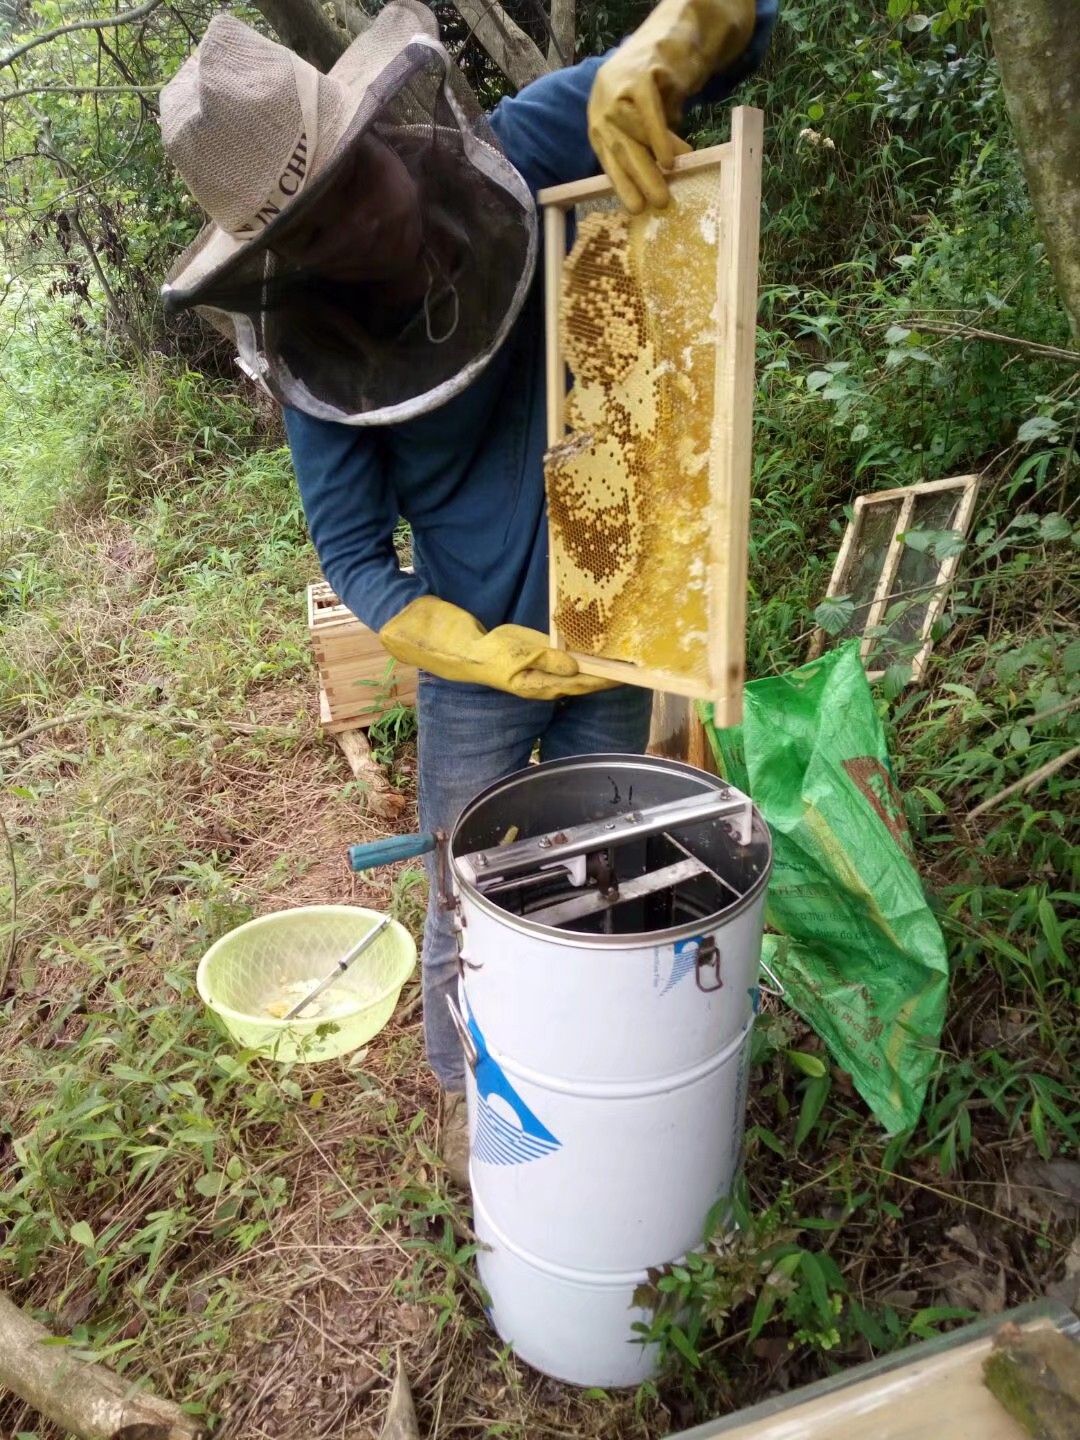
[809,474,981,681]
[538,109,763,727]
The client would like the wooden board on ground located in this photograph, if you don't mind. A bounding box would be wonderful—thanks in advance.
[539,111,763,727]
[673,1308,1078,1440]
[808,473,980,682]
[308,581,419,732]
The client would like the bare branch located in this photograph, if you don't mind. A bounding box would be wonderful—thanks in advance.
[0,0,164,71]
[967,743,1080,821]
[451,0,549,89]
[248,0,347,70]
[0,1289,203,1439]
[902,318,1080,367]
[0,82,161,103]
[0,805,16,1000]
[332,0,374,38]
[547,0,575,66]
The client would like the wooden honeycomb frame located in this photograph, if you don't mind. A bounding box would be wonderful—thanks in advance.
[539,111,763,726]
[808,474,980,682]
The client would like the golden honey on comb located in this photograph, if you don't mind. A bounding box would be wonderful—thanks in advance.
[545,176,723,677]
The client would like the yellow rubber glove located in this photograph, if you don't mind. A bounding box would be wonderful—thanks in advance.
[588,0,757,213]
[379,596,617,701]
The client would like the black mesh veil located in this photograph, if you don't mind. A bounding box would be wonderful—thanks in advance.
[164,38,537,425]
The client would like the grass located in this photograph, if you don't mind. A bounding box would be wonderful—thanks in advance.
[2,3,1078,1437]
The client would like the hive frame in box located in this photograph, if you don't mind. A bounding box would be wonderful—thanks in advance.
[538,110,763,728]
[809,474,980,682]
[308,581,419,732]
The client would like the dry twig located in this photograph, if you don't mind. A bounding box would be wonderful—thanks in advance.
[0,804,16,998]
[898,318,1080,367]
[967,744,1080,821]
[0,705,299,749]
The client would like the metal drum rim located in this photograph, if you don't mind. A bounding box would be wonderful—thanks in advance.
[450,753,772,949]
[474,1187,666,1286]
[464,1007,754,1099]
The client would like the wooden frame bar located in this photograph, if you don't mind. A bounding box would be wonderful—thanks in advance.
[539,116,763,725]
[537,142,735,209]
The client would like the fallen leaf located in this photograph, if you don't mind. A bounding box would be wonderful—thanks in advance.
[380,1352,420,1440]
[1046,1237,1080,1313]
[945,1223,981,1254]
[1001,1159,1080,1225]
[938,1258,1006,1314]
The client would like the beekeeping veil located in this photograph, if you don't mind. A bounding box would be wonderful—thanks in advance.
[160,2,537,425]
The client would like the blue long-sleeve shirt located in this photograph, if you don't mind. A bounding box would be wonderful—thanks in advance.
[285,7,777,635]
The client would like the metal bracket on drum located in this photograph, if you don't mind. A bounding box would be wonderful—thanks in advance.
[694,937,723,992]
[446,994,479,1072]
[527,857,708,928]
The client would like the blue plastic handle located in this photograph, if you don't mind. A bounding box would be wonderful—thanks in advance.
[348,832,437,872]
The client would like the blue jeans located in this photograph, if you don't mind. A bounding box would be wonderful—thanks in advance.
[417,677,653,1090]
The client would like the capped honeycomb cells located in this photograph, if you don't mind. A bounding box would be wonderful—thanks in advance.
[546,180,720,678]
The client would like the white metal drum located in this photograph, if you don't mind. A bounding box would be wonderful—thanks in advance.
[472,1188,664,1389]
[461,995,755,1271]
[458,891,767,1081]
[446,755,771,1388]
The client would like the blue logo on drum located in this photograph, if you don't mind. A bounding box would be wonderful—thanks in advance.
[659,936,702,996]
[466,1010,561,1167]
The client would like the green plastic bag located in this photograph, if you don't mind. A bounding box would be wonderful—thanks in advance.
[702,641,948,1133]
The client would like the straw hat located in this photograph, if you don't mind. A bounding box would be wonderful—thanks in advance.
[159,2,537,426]
[161,1,439,300]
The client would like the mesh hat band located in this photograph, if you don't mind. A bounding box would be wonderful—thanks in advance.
[228,56,321,240]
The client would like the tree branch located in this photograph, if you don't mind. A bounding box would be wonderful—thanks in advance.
[0,0,164,71]
[451,0,549,89]
[332,0,373,39]
[248,0,347,70]
[0,82,161,103]
[0,1290,202,1439]
[547,0,575,66]
[967,743,1080,820]
[0,806,17,1000]
[984,0,1080,342]
[904,318,1080,367]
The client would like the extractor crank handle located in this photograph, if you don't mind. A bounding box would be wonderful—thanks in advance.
[347,832,438,872]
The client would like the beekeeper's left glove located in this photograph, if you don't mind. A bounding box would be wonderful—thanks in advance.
[379,596,616,701]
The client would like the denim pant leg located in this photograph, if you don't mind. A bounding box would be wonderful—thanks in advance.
[540,683,654,761]
[417,677,550,1091]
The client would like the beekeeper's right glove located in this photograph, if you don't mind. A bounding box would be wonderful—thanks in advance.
[379,596,616,701]
[589,0,757,213]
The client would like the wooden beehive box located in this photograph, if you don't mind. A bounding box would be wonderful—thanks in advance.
[308,582,419,732]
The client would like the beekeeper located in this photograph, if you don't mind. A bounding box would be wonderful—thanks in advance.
[160,0,776,1182]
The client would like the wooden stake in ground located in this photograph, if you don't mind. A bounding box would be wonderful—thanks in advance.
[335,728,408,821]
[0,1290,201,1440]
[379,1352,421,1440]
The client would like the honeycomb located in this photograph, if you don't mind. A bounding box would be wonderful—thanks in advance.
[545,172,723,681]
